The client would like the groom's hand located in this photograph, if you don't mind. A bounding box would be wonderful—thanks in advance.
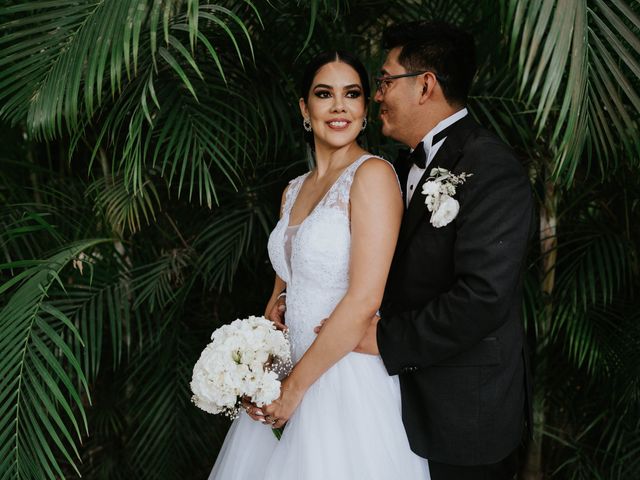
[313,318,327,334]
[354,315,380,355]
[267,296,287,332]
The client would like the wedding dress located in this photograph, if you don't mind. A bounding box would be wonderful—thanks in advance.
[208,155,430,480]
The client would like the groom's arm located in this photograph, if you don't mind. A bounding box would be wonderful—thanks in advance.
[377,138,534,374]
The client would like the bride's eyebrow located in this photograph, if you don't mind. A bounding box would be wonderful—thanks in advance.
[313,84,361,90]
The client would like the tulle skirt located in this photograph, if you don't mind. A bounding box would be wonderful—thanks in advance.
[208,352,430,480]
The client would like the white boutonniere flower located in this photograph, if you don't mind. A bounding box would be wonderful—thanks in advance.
[421,167,472,228]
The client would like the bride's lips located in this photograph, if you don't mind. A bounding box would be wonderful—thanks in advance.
[326,118,352,130]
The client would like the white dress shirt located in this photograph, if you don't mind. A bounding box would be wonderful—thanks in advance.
[405,108,468,207]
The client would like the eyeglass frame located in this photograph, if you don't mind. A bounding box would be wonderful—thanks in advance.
[374,70,447,94]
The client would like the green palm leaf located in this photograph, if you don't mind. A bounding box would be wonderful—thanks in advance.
[125,318,218,480]
[0,238,110,479]
[504,0,640,182]
[194,203,273,290]
[57,256,134,382]
[83,64,267,205]
[0,0,260,140]
[131,248,194,314]
[89,174,163,236]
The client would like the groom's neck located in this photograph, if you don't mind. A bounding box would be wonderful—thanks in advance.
[407,101,464,149]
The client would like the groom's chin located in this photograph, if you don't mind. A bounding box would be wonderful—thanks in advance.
[380,123,394,139]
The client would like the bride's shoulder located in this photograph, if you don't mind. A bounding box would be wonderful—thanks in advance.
[349,156,402,209]
[279,171,310,207]
[282,171,310,193]
[352,155,398,185]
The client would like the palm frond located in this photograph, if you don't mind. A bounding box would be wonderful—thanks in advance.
[131,247,194,314]
[194,202,273,290]
[57,251,134,381]
[125,318,222,480]
[0,0,260,140]
[0,238,110,479]
[504,0,640,182]
[550,209,634,374]
[78,55,269,205]
[89,174,163,236]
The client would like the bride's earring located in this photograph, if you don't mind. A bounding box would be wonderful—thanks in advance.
[361,118,368,132]
[303,118,312,132]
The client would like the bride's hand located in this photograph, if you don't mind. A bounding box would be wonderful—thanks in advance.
[241,396,266,423]
[267,296,288,332]
[262,376,305,429]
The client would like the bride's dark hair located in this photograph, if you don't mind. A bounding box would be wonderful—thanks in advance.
[299,51,370,149]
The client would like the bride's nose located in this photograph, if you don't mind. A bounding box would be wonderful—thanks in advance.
[330,96,347,113]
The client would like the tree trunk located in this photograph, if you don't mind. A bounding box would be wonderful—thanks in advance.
[521,173,557,480]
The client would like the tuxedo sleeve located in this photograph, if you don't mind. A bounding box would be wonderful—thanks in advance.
[377,137,534,375]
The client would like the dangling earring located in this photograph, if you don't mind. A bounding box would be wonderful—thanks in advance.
[361,117,368,132]
[303,118,312,132]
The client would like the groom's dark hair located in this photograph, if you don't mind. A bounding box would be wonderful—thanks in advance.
[382,21,476,106]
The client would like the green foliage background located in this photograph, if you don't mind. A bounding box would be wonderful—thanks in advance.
[0,1,639,478]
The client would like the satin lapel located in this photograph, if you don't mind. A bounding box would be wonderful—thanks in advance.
[393,149,411,202]
[395,115,478,257]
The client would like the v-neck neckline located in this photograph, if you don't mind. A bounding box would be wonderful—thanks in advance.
[286,154,366,228]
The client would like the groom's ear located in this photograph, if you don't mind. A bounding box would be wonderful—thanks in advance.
[418,72,437,105]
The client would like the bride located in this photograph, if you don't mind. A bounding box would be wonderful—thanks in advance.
[208,50,430,480]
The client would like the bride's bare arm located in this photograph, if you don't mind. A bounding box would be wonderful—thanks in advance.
[264,158,402,427]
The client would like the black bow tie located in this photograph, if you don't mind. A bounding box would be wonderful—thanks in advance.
[408,124,456,169]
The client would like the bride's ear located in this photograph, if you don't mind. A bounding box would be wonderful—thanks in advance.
[299,98,309,119]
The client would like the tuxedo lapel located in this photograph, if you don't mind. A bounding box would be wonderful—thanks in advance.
[395,115,478,257]
[393,148,411,202]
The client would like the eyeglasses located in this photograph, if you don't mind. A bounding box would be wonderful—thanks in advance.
[374,71,446,95]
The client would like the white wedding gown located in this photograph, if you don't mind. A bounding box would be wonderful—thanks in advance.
[208,155,430,480]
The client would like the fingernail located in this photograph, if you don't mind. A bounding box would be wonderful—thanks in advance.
[259,418,266,423]
[255,409,263,416]
[278,305,285,311]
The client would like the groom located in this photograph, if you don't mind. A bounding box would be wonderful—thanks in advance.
[357,21,534,479]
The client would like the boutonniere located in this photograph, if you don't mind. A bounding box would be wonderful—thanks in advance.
[421,167,473,228]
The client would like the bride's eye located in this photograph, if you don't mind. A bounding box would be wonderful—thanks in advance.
[346,90,361,98]
[314,90,331,98]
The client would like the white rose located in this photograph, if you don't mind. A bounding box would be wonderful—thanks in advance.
[252,370,281,406]
[421,180,440,197]
[430,195,459,228]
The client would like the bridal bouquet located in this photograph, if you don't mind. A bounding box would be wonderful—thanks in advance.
[190,315,292,419]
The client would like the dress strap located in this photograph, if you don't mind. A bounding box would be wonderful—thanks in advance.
[322,155,384,213]
[282,173,309,216]
[341,154,380,186]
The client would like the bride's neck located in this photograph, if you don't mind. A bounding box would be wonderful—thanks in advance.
[313,142,365,178]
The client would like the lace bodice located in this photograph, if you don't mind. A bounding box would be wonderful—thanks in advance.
[267,155,376,360]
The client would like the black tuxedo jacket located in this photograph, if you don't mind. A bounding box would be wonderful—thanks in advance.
[378,115,534,466]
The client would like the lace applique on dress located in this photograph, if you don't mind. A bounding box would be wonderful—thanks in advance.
[267,155,389,360]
